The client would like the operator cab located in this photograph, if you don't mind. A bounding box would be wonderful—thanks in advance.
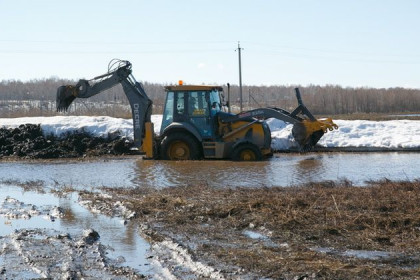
[160,84,223,139]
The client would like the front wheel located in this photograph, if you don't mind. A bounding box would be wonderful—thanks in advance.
[231,143,263,161]
[160,132,202,160]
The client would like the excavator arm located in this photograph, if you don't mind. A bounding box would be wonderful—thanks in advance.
[56,60,153,148]
[219,88,338,150]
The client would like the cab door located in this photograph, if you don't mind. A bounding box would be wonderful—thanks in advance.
[187,91,213,139]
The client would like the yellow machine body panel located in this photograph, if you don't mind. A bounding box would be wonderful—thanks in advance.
[215,120,272,158]
[141,122,154,159]
[219,120,265,143]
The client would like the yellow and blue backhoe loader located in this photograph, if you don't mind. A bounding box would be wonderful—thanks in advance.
[57,59,337,161]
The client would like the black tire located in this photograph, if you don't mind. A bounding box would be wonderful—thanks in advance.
[160,132,202,160]
[231,143,263,161]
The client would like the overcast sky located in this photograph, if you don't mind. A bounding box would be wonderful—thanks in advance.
[1,0,419,88]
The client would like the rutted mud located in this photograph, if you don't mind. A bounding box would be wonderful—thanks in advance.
[0,228,142,279]
[2,172,420,278]
[0,185,153,279]
[0,124,135,159]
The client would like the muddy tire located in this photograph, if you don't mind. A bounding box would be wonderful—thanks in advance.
[231,143,262,161]
[160,132,202,160]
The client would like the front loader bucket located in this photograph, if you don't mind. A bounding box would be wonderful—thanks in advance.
[292,118,338,150]
[56,85,78,112]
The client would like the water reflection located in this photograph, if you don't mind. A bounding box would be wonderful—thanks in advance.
[133,160,273,188]
[0,159,136,189]
[0,153,419,189]
[0,186,151,273]
[130,152,419,187]
[293,156,325,185]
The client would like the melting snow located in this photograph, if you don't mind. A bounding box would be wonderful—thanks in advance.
[314,247,394,260]
[1,115,419,150]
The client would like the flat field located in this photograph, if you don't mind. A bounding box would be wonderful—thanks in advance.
[79,180,420,279]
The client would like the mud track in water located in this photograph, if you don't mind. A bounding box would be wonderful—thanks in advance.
[80,181,420,279]
[0,190,146,279]
[0,228,143,279]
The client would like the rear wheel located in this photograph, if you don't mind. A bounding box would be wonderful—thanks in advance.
[231,143,263,161]
[160,132,202,160]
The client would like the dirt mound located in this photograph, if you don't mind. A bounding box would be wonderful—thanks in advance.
[0,124,136,159]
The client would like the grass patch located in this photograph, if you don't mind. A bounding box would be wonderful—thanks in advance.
[80,181,420,279]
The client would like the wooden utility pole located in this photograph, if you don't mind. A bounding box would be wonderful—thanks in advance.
[237,42,243,112]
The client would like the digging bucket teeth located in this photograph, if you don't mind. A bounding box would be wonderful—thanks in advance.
[56,85,79,112]
[292,118,338,150]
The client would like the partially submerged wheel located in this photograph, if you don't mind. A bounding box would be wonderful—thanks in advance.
[160,132,202,160]
[231,143,263,161]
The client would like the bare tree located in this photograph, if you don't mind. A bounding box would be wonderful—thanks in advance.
[1,79,419,118]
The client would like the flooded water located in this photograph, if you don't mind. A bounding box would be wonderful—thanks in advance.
[0,184,153,276]
[133,152,420,187]
[0,152,419,277]
[0,152,418,189]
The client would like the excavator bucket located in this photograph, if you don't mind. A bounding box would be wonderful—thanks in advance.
[56,85,78,112]
[292,118,338,150]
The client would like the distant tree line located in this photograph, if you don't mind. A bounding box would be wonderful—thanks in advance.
[228,84,420,115]
[0,78,419,118]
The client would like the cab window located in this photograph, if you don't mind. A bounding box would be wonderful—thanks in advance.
[176,92,186,115]
[161,91,174,133]
[188,91,207,116]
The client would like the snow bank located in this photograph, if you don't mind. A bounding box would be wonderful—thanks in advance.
[0,115,162,139]
[266,119,297,150]
[267,118,420,150]
[1,115,419,150]
[318,119,420,149]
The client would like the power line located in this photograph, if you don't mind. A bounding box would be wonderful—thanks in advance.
[0,49,232,55]
[243,41,420,58]
[0,39,236,46]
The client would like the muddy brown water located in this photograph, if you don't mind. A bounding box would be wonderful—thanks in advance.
[0,152,418,189]
[0,152,419,277]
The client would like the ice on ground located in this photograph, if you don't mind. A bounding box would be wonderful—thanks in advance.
[0,196,63,221]
[1,115,419,150]
[150,239,224,279]
[243,230,268,240]
[313,247,394,260]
